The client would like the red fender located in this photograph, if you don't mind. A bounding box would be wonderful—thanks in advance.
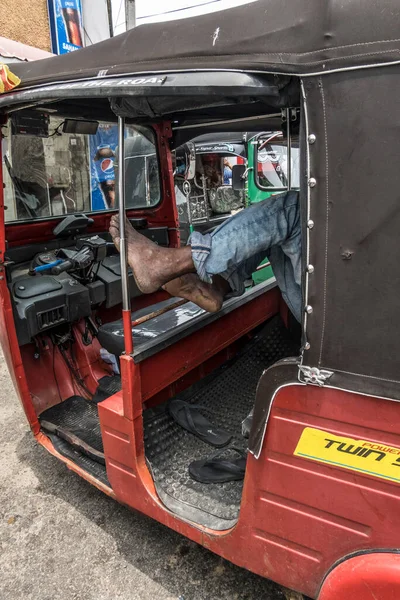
[318,553,400,600]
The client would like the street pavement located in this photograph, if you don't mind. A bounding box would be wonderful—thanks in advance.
[0,351,290,600]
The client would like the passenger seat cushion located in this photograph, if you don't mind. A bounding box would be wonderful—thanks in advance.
[97,297,180,356]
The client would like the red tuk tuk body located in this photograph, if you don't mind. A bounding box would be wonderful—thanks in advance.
[1,1,400,598]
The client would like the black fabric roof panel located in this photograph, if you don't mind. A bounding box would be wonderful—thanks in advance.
[11,0,400,89]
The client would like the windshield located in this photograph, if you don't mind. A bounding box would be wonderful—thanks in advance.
[2,112,161,222]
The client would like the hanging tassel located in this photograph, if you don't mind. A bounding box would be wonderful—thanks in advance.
[0,64,21,94]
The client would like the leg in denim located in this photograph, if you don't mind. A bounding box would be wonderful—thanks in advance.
[188,191,302,321]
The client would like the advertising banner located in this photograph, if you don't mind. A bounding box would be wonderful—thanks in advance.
[89,124,118,210]
[48,0,84,55]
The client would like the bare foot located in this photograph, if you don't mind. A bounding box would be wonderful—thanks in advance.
[109,215,194,294]
[163,274,223,312]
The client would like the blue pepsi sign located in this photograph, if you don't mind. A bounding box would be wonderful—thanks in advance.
[48,0,84,55]
[89,124,118,210]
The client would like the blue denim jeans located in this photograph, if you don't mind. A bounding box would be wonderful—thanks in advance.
[188,191,302,322]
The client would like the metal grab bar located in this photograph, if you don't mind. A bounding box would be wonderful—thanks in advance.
[118,115,133,355]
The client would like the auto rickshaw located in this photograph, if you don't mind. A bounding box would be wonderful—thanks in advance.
[1,1,400,598]
[175,131,275,281]
[174,132,248,238]
[175,127,299,281]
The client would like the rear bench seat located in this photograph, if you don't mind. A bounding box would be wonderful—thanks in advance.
[97,279,277,362]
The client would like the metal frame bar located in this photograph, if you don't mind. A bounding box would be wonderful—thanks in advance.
[118,115,133,355]
[172,113,282,131]
[286,108,292,190]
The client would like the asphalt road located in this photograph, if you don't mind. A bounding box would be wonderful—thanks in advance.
[0,352,292,600]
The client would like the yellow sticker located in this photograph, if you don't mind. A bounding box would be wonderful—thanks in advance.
[294,427,400,484]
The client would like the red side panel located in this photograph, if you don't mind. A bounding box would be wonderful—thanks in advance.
[318,553,400,600]
[0,280,39,431]
[99,380,400,599]
[241,384,400,596]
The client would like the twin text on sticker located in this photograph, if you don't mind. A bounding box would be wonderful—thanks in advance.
[294,427,400,484]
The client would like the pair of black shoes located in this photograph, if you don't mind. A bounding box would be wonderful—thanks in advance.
[168,399,247,484]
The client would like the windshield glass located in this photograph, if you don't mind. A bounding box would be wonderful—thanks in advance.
[2,112,160,222]
[255,132,300,190]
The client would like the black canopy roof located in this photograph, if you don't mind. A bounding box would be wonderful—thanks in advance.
[12,0,400,89]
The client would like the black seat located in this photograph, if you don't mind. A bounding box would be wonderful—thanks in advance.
[97,280,277,363]
[97,297,203,359]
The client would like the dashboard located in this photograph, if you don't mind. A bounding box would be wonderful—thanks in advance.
[7,215,169,345]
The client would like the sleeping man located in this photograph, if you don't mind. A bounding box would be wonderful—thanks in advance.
[109,190,301,322]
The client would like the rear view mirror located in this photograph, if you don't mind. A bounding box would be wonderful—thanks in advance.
[232,164,246,190]
[186,142,196,180]
[63,119,99,135]
[175,142,196,180]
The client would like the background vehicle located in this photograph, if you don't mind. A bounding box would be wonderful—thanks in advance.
[175,132,274,283]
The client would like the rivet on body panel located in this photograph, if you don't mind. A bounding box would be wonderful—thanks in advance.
[305,305,313,314]
[307,264,314,274]
[308,134,316,144]
[308,178,317,187]
[307,219,314,229]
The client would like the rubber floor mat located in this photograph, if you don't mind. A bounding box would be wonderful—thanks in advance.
[92,375,122,403]
[143,316,299,530]
[40,396,104,464]
[46,433,110,487]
